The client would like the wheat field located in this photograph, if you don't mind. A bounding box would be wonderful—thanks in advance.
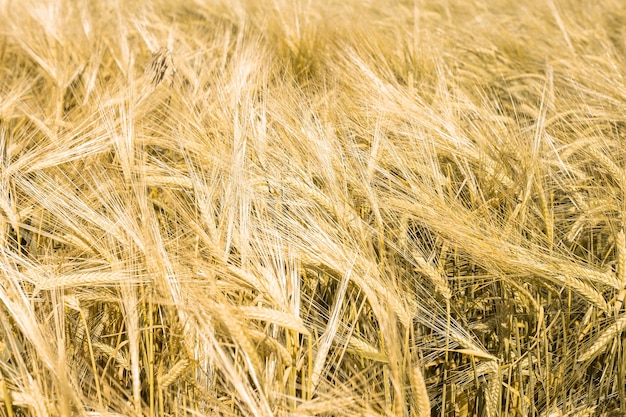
[0,0,625,415]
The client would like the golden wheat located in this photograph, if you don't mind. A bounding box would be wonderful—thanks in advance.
[1,0,626,415]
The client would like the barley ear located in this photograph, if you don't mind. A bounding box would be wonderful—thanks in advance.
[613,229,626,314]
[617,229,626,288]
[146,47,175,88]
[414,254,451,300]
[410,363,430,417]
[159,359,190,389]
[485,361,501,417]
[577,316,626,362]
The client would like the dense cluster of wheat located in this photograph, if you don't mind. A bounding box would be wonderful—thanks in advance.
[1,0,626,415]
